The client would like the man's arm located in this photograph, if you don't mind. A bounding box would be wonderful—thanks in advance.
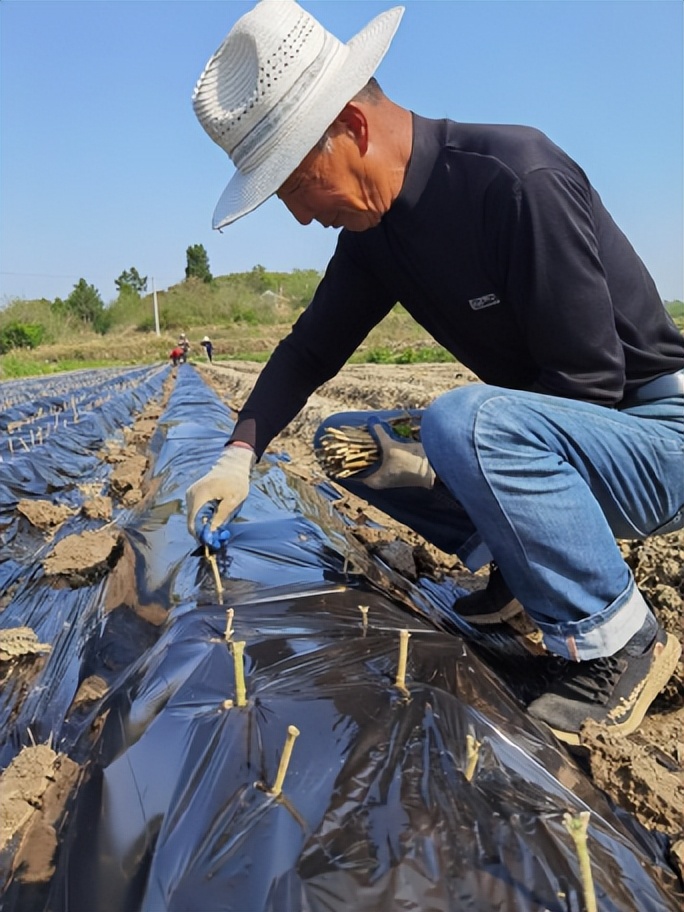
[230,237,396,457]
[186,236,395,542]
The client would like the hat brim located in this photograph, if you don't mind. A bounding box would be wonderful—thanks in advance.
[211,5,404,230]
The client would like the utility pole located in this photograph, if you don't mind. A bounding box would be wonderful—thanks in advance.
[152,277,160,336]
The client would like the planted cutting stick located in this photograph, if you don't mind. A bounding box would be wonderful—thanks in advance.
[204,544,224,598]
[224,608,234,641]
[563,811,597,912]
[269,725,301,797]
[201,518,224,600]
[464,734,482,782]
[358,605,369,631]
[231,640,247,707]
[394,629,411,695]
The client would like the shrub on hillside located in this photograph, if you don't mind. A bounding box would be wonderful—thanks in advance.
[0,321,45,354]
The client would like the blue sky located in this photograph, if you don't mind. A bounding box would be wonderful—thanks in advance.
[1,0,682,305]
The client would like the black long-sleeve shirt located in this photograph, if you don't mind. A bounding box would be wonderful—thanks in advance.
[232,115,684,457]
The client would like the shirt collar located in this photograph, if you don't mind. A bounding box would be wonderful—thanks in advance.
[388,114,447,218]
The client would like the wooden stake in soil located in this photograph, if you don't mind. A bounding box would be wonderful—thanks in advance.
[394,629,411,696]
[464,734,482,782]
[358,605,369,631]
[231,640,247,707]
[203,543,224,600]
[224,608,234,641]
[563,810,597,912]
[201,515,224,601]
[269,725,301,797]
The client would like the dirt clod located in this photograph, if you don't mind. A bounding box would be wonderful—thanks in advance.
[42,528,123,585]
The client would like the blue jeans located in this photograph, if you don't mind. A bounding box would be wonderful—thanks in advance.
[314,387,684,660]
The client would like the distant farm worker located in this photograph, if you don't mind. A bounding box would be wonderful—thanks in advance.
[178,332,190,356]
[200,335,214,363]
[169,346,185,367]
[186,0,684,745]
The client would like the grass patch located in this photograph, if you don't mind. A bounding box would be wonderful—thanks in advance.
[217,351,271,363]
[0,354,132,379]
[356,345,456,365]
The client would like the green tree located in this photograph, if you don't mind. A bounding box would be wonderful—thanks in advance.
[53,278,105,328]
[115,267,148,295]
[185,244,213,283]
[247,263,270,292]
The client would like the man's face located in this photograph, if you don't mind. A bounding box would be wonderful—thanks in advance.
[276,136,382,232]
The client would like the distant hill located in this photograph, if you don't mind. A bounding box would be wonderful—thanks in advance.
[665,299,684,321]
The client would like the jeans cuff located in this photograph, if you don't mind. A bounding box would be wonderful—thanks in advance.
[538,583,650,660]
[459,538,492,573]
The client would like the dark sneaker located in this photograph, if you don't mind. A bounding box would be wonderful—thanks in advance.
[527,623,681,745]
[454,563,525,625]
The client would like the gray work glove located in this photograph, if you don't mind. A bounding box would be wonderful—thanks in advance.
[363,418,435,490]
[186,444,256,543]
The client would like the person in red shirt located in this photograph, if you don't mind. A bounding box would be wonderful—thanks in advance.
[169,346,185,367]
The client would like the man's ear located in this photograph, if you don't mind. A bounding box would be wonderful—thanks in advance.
[334,103,369,156]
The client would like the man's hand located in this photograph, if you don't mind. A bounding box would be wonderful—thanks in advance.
[186,444,256,542]
[364,418,435,489]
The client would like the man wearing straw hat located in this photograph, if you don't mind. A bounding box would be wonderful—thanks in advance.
[186,0,684,745]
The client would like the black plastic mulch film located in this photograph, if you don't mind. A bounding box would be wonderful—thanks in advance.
[0,364,681,911]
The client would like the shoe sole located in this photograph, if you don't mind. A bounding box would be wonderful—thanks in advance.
[457,599,525,626]
[549,632,682,746]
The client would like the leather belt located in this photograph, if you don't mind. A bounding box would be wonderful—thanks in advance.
[621,369,684,407]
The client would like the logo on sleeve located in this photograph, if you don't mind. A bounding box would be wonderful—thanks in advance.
[469,293,500,311]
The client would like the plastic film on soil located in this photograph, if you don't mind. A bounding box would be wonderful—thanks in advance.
[0,364,681,911]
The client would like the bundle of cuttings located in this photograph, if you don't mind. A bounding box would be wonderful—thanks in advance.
[316,416,422,479]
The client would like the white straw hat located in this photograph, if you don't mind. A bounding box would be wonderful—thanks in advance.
[192,0,404,229]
